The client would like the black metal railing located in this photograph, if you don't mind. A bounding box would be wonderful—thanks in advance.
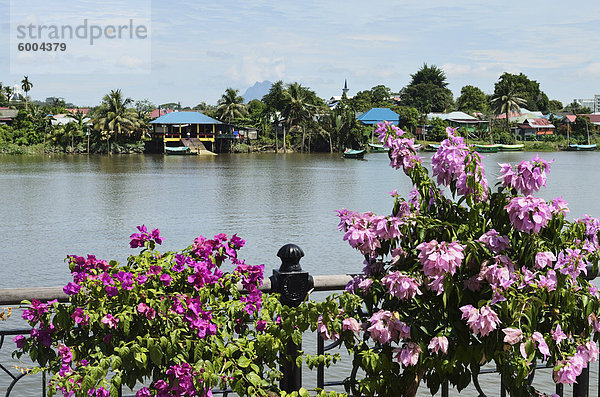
[0,244,597,396]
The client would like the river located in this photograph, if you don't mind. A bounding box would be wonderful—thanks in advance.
[0,151,598,395]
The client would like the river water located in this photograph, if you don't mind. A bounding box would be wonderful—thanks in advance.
[0,151,598,395]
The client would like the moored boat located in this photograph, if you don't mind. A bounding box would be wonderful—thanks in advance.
[423,143,440,152]
[499,144,524,152]
[343,148,366,159]
[473,144,501,153]
[165,146,192,155]
[568,144,597,151]
[368,143,388,153]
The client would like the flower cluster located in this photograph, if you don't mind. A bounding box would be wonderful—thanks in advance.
[499,155,552,195]
[505,195,553,234]
[336,209,405,256]
[376,121,423,172]
[129,225,164,248]
[460,305,500,337]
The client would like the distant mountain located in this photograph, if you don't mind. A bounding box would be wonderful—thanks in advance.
[242,80,272,103]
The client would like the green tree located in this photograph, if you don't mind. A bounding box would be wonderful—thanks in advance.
[215,88,248,124]
[67,109,89,152]
[490,80,527,137]
[456,85,488,114]
[400,64,453,114]
[91,89,140,153]
[21,76,33,110]
[494,72,549,112]
[548,99,563,112]
[370,85,392,107]
[349,90,373,112]
[3,86,13,104]
[282,82,318,152]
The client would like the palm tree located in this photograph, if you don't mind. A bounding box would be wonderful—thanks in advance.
[67,109,88,153]
[282,82,316,152]
[91,89,139,154]
[3,86,13,104]
[491,81,527,137]
[215,88,248,124]
[21,76,33,110]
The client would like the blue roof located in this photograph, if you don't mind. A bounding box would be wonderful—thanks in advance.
[150,111,223,125]
[357,108,399,125]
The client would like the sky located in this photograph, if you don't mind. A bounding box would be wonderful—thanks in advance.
[1,0,600,108]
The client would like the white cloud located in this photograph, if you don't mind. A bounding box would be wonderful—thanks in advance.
[116,55,143,69]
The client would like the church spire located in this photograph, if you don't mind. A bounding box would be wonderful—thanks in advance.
[342,79,349,95]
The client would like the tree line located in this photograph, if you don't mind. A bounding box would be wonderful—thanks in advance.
[0,65,593,153]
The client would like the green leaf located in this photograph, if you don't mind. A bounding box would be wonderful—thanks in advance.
[237,356,251,368]
[246,372,262,386]
[149,344,162,366]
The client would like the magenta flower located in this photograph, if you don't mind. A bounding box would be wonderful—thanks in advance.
[101,314,119,329]
[417,239,465,277]
[505,195,552,234]
[428,336,449,354]
[502,328,523,345]
[129,225,164,248]
[367,310,410,344]
[555,248,588,281]
[160,274,173,286]
[537,269,557,291]
[381,271,421,300]
[13,335,25,349]
[550,197,569,215]
[135,388,151,397]
[256,320,267,332]
[71,307,89,325]
[63,282,81,295]
[431,129,469,187]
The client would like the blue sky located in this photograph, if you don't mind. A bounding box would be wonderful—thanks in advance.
[2,0,600,107]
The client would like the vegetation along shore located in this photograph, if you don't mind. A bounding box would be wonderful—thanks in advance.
[1,65,597,155]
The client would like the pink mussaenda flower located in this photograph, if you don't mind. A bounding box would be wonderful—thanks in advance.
[394,342,421,366]
[499,155,552,195]
[575,214,600,251]
[381,271,421,300]
[417,239,465,277]
[535,251,556,269]
[455,151,489,203]
[478,229,510,253]
[552,324,567,345]
[502,328,523,345]
[550,197,569,216]
[374,122,423,173]
[342,317,362,334]
[428,336,449,354]
[460,305,500,337]
[554,354,586,384]
[532,331,550,359]
[317,316,339,341]
[555,248,588,281]
[505,195,552,234]
[537,269,557,291]
[577,341,599,363]
[367,310,410,344]
[431,129,469,187]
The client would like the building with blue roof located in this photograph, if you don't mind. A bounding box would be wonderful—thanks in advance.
[357,108,400,125]
[149,111,242,154]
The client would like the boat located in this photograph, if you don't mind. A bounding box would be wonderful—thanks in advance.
[368,143,388,153]
[499,144,524,152]
[165,146,192,155]
[423,143,440,152]
[473,144,501,153]
[568,144,597,151]
[413,143,422,151]
[343,148,365,159]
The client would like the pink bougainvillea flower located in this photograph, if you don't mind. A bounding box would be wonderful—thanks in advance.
[478,229,510,253]
[394,342,421,366]
[381,271,421,300]
[552,324,567,345]
[101,314,119,329]
[505,195,552,234]
[342,317,362,334]
[499,155,552,195]
[460,305,500,337]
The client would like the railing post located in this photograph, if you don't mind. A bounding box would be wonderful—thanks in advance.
[269,244,314,393]
[573,366,589,397]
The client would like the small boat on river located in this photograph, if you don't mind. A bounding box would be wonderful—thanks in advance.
[568,144,597,151]
[499,144,524,152]
[165,146,192,155]
[473,144,501,153]
[368,143,388,153]
[343,148,366,159]
[423,143,440,152]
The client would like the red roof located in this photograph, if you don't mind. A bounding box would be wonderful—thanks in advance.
[529,118,551,126]
[66,108,91,115]
[564,115,576,123]
[496,111,521,119]
[150,108,174,119]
